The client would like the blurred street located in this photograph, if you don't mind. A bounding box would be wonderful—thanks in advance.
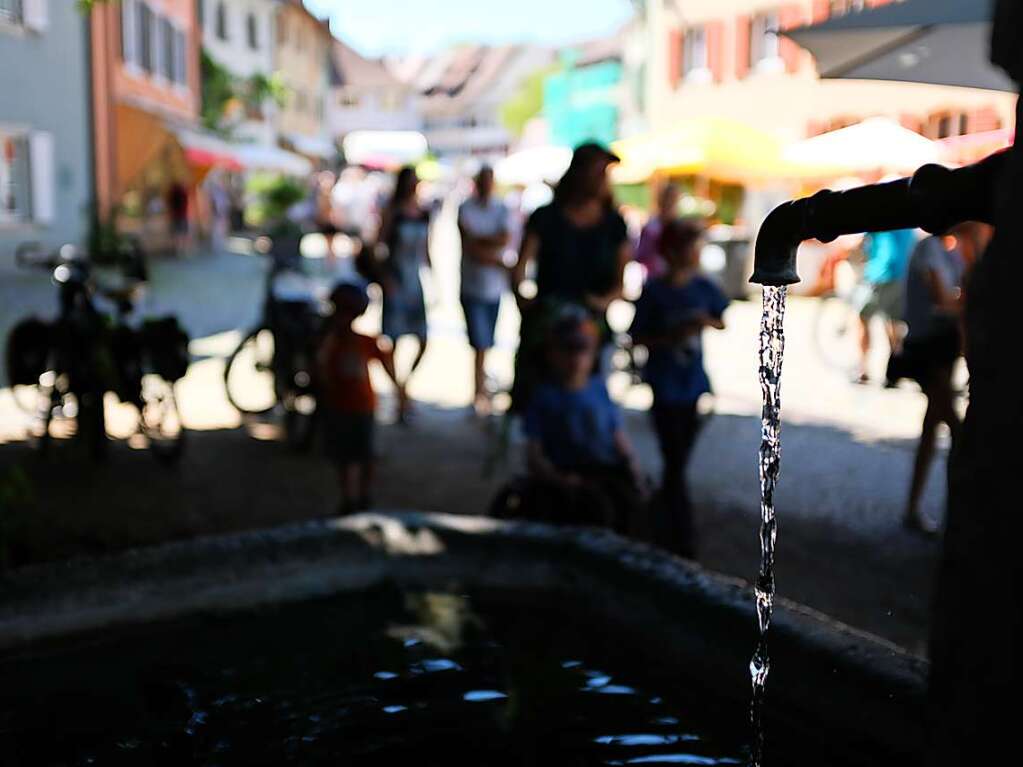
[0,210,947,653]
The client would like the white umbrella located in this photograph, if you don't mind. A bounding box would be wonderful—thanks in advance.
[495,146,572,187]
[785,0,1013,92]
[783,117,944,174]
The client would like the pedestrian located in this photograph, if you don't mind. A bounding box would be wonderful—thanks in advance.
[314,170,340,264]
[458,165,512,416]
[375,166,432,417]
[517,311,645,533]
[166,180,191,257]
[510,142,632,410]
[634,183,682,281]
[317,282,405,516]
[891,224,989,535]
[852,228,916,383]
[629,219,727,558]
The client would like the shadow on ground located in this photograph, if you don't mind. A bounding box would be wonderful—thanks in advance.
[0,403,941,653]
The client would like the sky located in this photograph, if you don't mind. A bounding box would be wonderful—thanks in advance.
[303,0,635,58]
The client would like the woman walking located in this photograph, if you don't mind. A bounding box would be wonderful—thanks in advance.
[375,166,432,413]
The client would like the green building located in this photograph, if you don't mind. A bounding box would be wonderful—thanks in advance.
[543,38,623,149]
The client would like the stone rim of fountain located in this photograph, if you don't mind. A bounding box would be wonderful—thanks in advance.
[0,512,926,763]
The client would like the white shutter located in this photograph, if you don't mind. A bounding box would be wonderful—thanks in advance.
[152,10,165,78]
[22,0,49,33]
[29,131,55,226]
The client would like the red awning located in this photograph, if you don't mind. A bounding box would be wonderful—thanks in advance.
[184,146,243,172]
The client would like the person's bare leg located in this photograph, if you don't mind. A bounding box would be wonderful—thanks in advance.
[906,367,956,534]
[473,348,490,415]
[856,315,871,383]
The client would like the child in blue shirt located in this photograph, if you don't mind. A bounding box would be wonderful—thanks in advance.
[630,219,728,557]
[521,311,644,533]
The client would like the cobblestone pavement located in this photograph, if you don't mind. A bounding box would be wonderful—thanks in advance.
[0,215,950,654]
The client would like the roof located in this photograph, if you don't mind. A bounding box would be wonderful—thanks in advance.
[280,0,331,32]
[330,39,405,89]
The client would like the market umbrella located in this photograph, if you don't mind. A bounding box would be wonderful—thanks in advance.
[612,118,797,185]
[785,0,1013,91]
[783,117,944,174]
[494,146,572,187]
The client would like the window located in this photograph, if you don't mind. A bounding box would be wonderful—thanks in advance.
[0,130,53,226]
[215,1,227,40]
[246,13,258,50]
[0,0,23,26]
[683,27,708,76]
[160,17,174,80]
[338,89,360,108]
[277,16,286,46]
[829,0,866,16]
[0,133,30,224]
[750,11,781,70]
[120,0,138,64]
[139,2,154,73]
[172,28,187,85]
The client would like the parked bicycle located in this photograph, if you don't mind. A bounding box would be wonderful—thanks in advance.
[6,242,189,463]
[223,232,327,450]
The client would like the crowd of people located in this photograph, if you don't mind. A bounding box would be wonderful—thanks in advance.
[287,141,979,557]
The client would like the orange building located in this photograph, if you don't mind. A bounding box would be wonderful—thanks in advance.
[90,0,202,225]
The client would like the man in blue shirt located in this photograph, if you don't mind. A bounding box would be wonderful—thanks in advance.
[853,228,917,383]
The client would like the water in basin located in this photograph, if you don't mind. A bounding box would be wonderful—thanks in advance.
[1,585,752,766]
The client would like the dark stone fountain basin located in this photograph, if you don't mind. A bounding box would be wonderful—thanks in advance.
[0,512,925,764]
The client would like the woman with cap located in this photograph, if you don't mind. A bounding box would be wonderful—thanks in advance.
[510,142,632,409]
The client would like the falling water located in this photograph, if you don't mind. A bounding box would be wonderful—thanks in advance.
[749,286,787,767]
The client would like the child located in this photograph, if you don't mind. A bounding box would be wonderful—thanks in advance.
[317,283,404,515]
[521,311,645,534]
[629,219,728,558]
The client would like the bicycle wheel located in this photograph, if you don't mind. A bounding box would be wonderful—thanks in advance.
[224,328,277,415]
[140,374,185,464]
[812,295,860,374]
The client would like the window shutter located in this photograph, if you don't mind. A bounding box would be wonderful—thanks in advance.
[779,4,807,74]
[29,131,55,226]
[23,0,49,32]
[735,15,751,79]
[668,29,684,87]
[811,0,830,22]
[706,21,724,83]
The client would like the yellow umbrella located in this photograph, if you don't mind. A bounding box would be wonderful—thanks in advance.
[613,118,830,185]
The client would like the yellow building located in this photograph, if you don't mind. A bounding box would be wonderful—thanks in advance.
[275,0,334,161]
[639,0,1014,152]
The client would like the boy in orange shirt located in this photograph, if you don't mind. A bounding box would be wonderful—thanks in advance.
[318,283,404,515]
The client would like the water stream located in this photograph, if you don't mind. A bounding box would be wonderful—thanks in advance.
[750,285,788,767]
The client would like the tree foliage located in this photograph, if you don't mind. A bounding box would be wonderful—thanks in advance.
[500,65,558,138]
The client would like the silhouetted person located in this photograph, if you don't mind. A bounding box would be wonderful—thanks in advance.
[458,165,511,416]
[852,228,915,383]
[317,283,404,515]
[166,181,190,257]
[375,166,432,417]
[630,220,727,558]
[634,183,682,281]
[511,142,632,410]
[520,312,645,533]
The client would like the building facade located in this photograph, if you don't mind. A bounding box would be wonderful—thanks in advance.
[0,0,93,264]
[90,0,201,220]
[395,45,557,159]
[640,0,1014,147]
[199,0,279,144]
[274,0,333,161]
[544,35,624,150]
[328,39,421,139]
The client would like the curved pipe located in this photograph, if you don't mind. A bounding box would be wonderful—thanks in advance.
[750,151,1007,287]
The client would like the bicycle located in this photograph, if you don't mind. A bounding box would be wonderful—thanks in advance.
[6,242,188,463]
[223,233,326,451]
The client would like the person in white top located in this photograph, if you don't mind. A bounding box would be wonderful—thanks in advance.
[458,166,512,416]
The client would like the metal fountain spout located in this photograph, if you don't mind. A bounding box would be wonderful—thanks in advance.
[750,151,1007,287]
